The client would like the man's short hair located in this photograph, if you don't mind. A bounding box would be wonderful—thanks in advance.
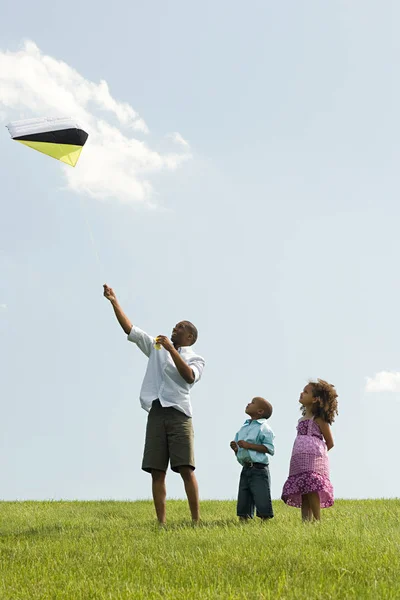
[183,321,198,345]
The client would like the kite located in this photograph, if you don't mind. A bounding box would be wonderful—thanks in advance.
[6,117,88,167]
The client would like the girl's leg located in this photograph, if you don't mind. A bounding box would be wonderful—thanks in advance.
[308,492,321,521]
[301,494,312,522]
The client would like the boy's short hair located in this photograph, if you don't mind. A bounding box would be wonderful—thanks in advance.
[262,400,273,420]
[255,397,273,419]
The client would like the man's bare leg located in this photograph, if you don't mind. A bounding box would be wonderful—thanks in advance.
[179,466,200,522]
[151,469,167,524]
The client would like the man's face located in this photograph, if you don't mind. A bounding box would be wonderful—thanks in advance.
[171,321,192,347]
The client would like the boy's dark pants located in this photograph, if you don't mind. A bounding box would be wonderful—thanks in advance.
[237,463,274,519]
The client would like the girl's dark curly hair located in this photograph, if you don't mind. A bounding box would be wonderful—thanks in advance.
[301,379,339,424]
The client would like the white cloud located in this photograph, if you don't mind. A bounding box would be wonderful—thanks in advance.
[0,41,191,204]
[0,304,7,310]
[365,371,400,392]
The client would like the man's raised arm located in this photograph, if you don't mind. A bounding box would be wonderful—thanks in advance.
[103,284,133,335]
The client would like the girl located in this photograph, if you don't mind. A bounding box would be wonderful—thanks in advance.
[281,379,338,521]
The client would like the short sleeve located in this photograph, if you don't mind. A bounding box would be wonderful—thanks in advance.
[259,425,275,456]
[127,326,154,358]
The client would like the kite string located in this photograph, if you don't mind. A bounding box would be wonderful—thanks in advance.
[76,196,106,281]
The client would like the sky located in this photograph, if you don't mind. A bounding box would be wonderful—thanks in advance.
[1,0,400,504]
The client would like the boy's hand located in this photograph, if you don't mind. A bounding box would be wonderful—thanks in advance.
[237,440,250,449]
[230,441,238,452]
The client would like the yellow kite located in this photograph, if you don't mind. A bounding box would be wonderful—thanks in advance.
[6,117,88,167]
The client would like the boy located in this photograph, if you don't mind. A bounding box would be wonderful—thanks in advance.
[230,397,275,520]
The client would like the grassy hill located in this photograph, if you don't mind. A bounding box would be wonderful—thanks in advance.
[0,499,399,599]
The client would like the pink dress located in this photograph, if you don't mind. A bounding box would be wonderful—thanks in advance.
[281,418,334,508]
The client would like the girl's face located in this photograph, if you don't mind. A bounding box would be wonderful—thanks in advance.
[299,384,315,407]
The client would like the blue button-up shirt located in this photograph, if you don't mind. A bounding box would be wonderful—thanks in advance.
[234,418,275,466]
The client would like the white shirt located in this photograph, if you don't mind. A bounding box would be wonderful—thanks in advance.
[127,325,205,417]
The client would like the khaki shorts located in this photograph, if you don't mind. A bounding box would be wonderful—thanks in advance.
[142,400,195,473]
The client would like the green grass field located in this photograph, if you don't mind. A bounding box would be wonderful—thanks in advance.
[0,499,399,599]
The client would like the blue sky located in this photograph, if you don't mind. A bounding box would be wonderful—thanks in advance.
[1,0,399,503]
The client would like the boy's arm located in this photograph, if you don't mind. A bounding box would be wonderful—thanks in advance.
[260,425,275,455]
[237,425,275,454]
[237,441,269,453]
[230,432,239,453]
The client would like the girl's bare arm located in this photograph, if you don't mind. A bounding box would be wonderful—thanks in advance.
[315,418,334,450]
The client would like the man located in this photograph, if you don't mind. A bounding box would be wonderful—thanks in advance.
[103,284,205,524]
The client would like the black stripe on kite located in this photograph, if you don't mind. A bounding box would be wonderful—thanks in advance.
[14,128,88,146]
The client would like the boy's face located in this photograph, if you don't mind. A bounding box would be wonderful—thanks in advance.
[245,398,264,419]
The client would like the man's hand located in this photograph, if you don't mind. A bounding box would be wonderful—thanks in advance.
[237,440,250,449]
[103,284,117,303]
[230,441,238,452]
[155,335,174,353]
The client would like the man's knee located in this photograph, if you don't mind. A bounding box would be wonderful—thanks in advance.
[179,466,195,481]
[151,469,166,482]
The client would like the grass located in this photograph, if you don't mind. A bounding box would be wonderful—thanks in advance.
[0,499,399,599]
